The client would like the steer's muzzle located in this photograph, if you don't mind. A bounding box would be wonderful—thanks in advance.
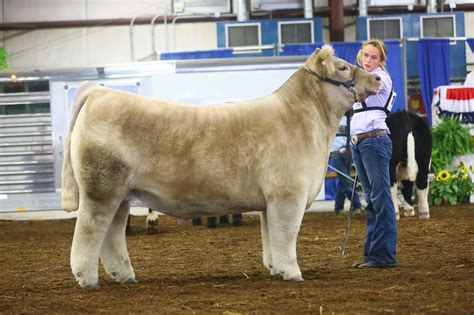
[356,73,381,102]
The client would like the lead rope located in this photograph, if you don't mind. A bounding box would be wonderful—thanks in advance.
[339,173,359,255]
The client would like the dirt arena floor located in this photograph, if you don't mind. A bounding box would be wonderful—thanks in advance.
[1,204,473,314]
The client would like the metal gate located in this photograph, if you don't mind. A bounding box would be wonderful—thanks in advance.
[0,92,59,212]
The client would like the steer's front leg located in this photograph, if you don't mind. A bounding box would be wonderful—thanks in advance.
[265,196,306,281]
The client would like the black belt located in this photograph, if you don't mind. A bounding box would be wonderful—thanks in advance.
[351,130,386,145]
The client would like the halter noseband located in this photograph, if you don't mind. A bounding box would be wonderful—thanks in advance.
[303,65,359,101]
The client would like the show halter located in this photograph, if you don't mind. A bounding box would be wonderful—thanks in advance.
[302,65,359,102]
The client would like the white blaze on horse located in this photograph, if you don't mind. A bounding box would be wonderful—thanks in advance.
[61,45,381,288]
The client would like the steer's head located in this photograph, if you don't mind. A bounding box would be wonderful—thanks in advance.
[304,45,381,106]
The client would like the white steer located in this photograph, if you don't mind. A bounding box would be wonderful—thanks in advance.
[62,45,381,288]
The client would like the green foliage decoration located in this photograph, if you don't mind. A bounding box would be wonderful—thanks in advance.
[430,117,473,173]
[0,47,9,70]
[428,162,474,206]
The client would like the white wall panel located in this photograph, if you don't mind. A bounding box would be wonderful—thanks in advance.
[250,0,357,10]
[3,0,87,23]
[5,22,217,69]
[6,28,88,69]
[86,26,133,65]
[466,12,474,38]
[2,0,170,23]
[86,0,170,19]
[171,22,216,51]
[0,1,4,23]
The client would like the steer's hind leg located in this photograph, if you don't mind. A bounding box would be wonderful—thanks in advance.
[100,201,137,284]
[146,209,159,235]
[265,196,305,281]
[390,183,400,221]
[260,211,273,272]
[400,180,415,217]
[71,199,119,288]
[417,185,430,219]
[416,167,430,219]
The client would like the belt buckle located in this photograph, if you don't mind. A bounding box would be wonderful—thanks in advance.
[350,134,358,145]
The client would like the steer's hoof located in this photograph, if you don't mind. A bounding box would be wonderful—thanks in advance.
[74,271,99,288]
[283,272,304,282]
[404,208,415,217]
[146,220,159,235]
[121,277,138,284]
[77,278,100,289]
[109,270,136,284]
[263,262,273,272]
[147,226,159,235]
[419,212,430,219]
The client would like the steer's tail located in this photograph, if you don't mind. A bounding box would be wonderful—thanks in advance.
[61,82,96,211]
[406,131,418,182]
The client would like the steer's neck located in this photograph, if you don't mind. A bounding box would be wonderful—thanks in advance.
[273,68,344,137]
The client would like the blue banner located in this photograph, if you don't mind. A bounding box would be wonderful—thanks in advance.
[281,43,322,56]
[418,39,450,125]
[331,41,361,64]
[385,40,405,113]
[282,42,361,61]
[160,48,233,60]
[467,38,474,52]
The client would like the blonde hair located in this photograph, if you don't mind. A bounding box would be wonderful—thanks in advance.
[357,39,388,73]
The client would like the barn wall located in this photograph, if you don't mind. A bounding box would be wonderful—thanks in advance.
[465,11,474,71]
[0,0,473,70]
[4,22,217,69]
[0,0,170,22]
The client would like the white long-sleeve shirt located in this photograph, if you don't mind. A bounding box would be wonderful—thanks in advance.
[350,67,393,135]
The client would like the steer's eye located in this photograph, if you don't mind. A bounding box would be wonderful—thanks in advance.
[338,66,348,71]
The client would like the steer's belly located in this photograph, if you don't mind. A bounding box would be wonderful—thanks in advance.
[129,189,265,219]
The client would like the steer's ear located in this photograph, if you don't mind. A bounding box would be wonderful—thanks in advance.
[313,45,335,77]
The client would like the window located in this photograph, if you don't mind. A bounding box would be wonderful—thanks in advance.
[225,23,261,52]
[367,18,402,40]
[0,102,50,115]
[279,21,313,44]
[420,15,455,38]
[0,80,50,94]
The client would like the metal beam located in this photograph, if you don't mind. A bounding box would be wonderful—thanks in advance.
[330,0,344,42]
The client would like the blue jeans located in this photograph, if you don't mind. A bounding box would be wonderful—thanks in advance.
[351,133,398,265]
[332,152,361,212]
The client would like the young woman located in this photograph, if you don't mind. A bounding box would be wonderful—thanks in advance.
[350,39,398,269]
